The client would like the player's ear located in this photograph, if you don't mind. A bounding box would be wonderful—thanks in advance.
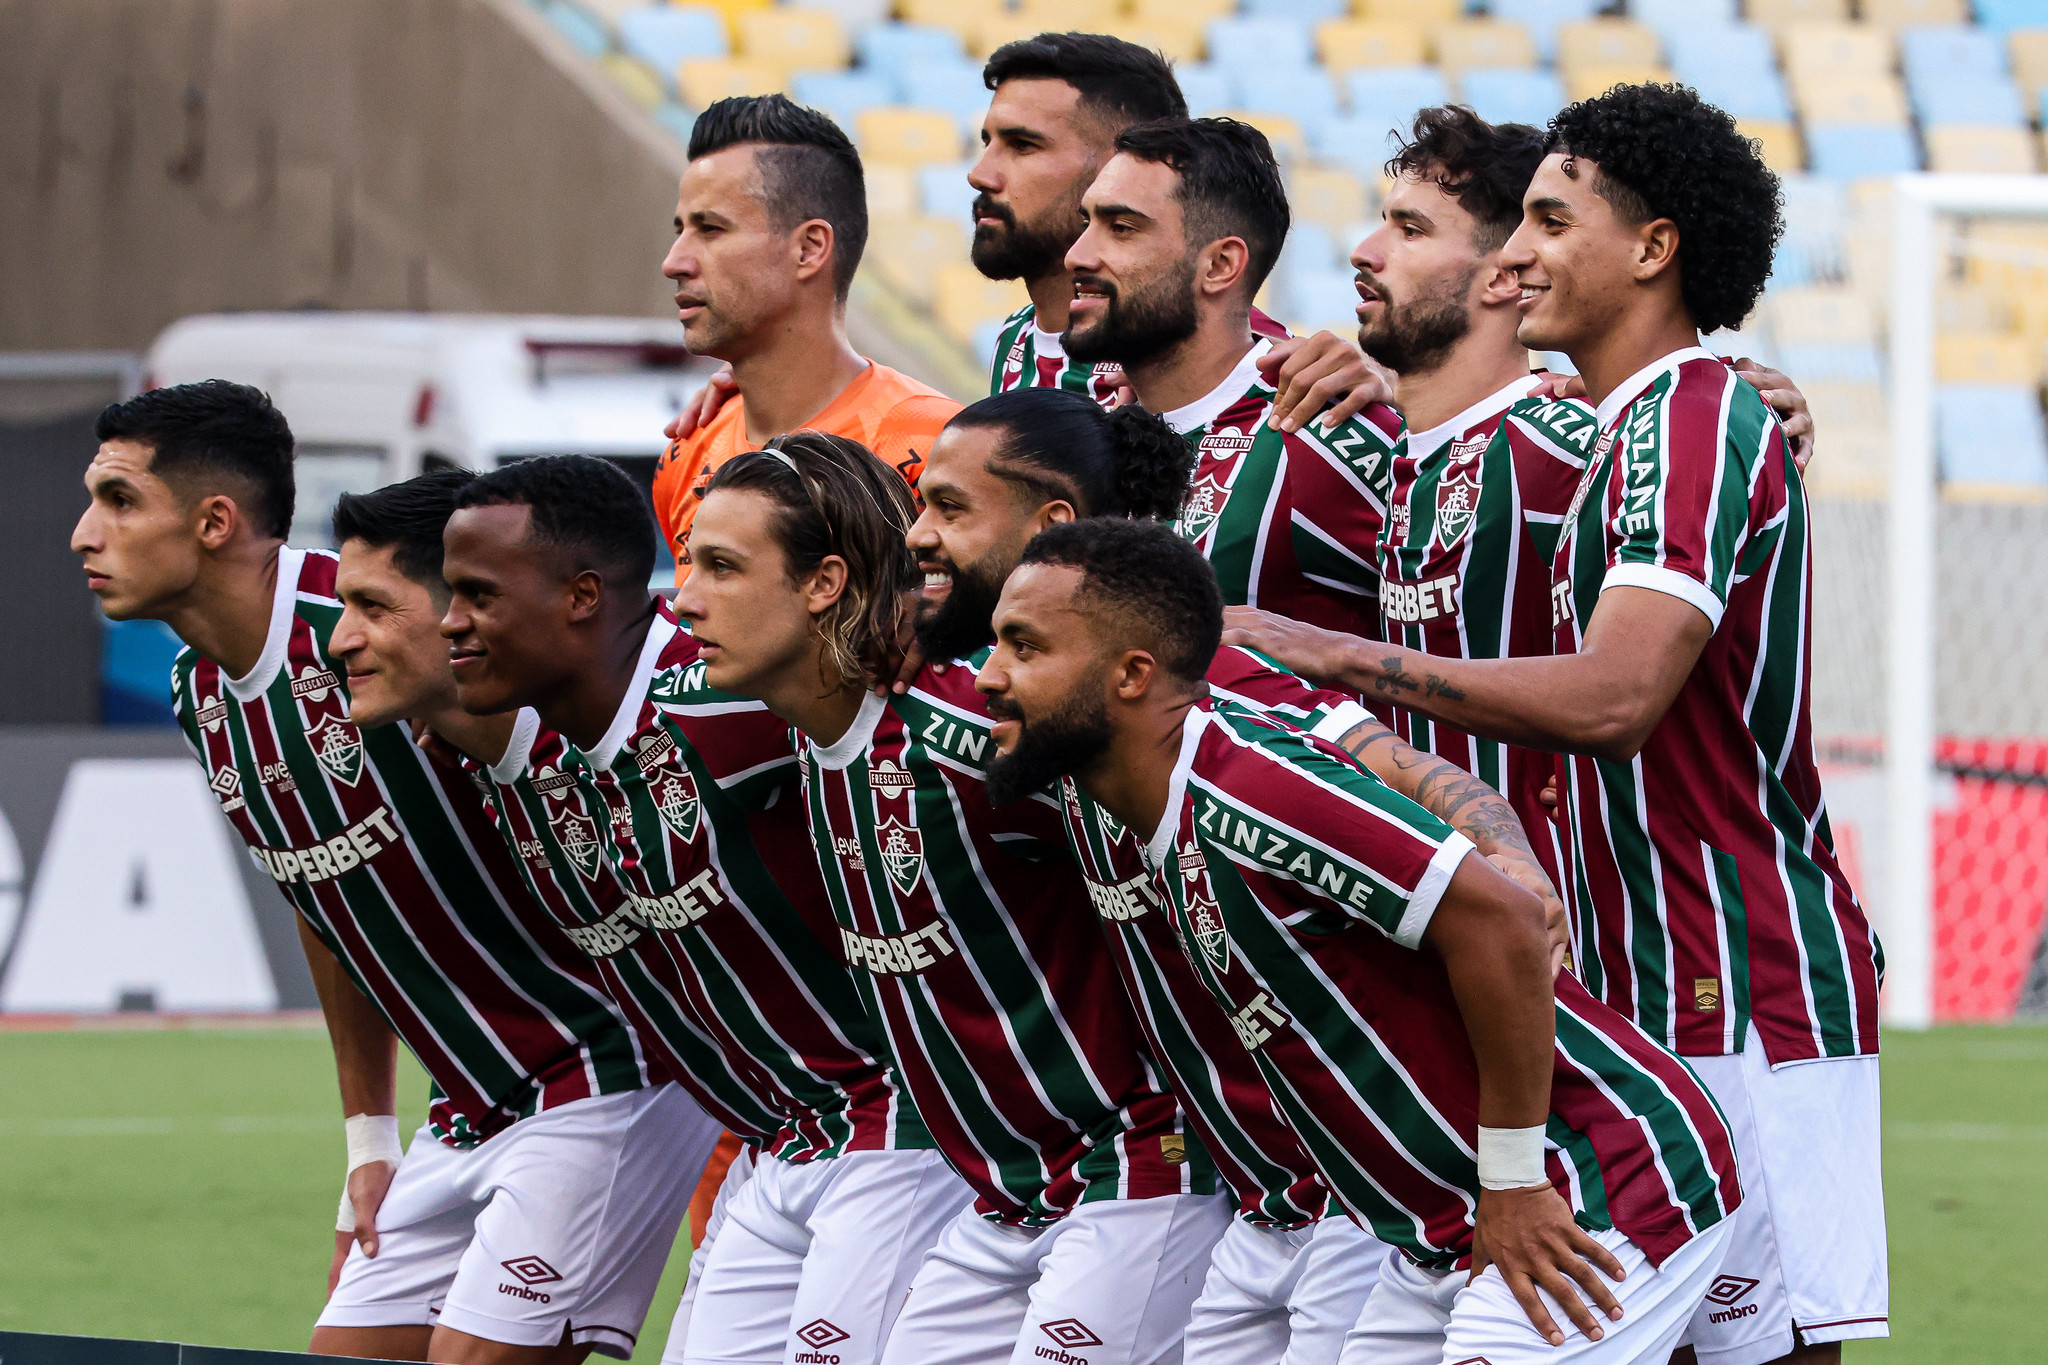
[1114,648,1158,702]
[1198,236,1252,301]
[567,569,606,622]
[1035,500,1078,530]
[1479,258,1523,307]
[792,219,836,284]
[192,492,242,552]
[803,554,850,616]
[1633,218,1680,282]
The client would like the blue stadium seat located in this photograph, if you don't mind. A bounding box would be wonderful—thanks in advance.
[918,162,978,223]
[1326,67,1453,172]
[1911,74,2029,127]
[1313,115,1407,176]
[1244,0,1348,18]
[1233,68,1342,128]
[1204,17,1317,73]
[1460,69,1567,127]
[1805,125,1922,179]
[617,6,727,73]
[1666,24,1795,122]
[1973,0,2048,36]
[1900,26,2008,84]
[1493,0,1605,61]
[1776,343,1885,385]
[542,1,610,59]
[792,71,897,130]
[1939,385,2048,486]
[1175,64,1237,118]
[1628,0,1739,42]
[1776,173,1848,283]
[653,102,697,145]
[896,60,991,136]
[1283,265,1365,328]
[857,23,966,82]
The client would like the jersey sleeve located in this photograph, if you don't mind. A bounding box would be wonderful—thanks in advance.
[989,304,1036,395]
[1285,402,1400,601]
[1603,366,1775,631]
[1206,706,1470,949]
[1204,646,1371,744]
[1504,396,1597,566]
[871,395,963,496]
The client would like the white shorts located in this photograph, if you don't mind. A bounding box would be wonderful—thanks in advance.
[319,1084,718,1359]
[1183,1215,1390,1365]
[678,1147,973,1365]
[879,1192,1232,1365]
[1679,1027,1889,1364]
[1338,1219,1732,1365]
[667,1143,759,1362]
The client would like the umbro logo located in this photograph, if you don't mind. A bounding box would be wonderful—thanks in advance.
[793,1317,850,1362]
[1706,1275,1759,1306]
[500,1255,562,1286]
[1450,1358,1495,1364]
[1035,1318,1102,1362]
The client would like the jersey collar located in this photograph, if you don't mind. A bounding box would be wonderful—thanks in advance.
[487,707,542,785]
[1145,708,1213,869]
[1159,338,1275,435]
[226,545,306,703]
[1592,345,1718,431]
[1405,374,1545,463]
[808,688,889,771]
[585,613,679,770]
[1030,318,1068,359]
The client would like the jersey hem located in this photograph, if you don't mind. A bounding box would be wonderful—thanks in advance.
[1602,561,1725,630]
[1395,832,1472,948]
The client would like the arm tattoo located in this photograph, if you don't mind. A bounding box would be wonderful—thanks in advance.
[1374,656,1418,695]
[1332,721,1530,857]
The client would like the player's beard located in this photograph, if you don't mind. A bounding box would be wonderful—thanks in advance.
[1355,265,1477,376]
[984,687,1115,807]
[914,550,1007,662]
[1063,257,1200,367]
[970,194,1079,282]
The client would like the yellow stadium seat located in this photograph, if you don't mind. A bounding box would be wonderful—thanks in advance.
[1106,20,1207,63]
[1015,0,1105,27]
[1964,221,2048,298]
[1744,0,1851,28]
[1431,19,1539,72]
[1794,381,1888,496]
[1795,75,1910,125]
[1563,65,1673,101]
[1780,24,1895,89]
[1736,119,1805,171]
[602,55,667,111]
[1926,126,2038,173]
[896,0,1001,43]
[1290,166,1373,239]
[856,106,964,165]
[678,57,788,108]
[2010,31,2048,96]
[934,264,1030,343]
[866,164,921,218]
[1132,0,1237,22]
[969,15,1045,59]
[700,0,774,30]
[735,8,850,77]
[1216,110,1308,160]
[1358,0,1464,26]
[1319,20,1429,71]
[1936,332,2040,384]
[867,214,970,306]
[1766,285,1877,345]
[1556,19,1662,74]
[1859,0,1968,26]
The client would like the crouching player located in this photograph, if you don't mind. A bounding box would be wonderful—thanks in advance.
[977,518,1744,1365]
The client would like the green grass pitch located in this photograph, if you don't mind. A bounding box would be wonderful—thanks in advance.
[0,1022,2041,1360]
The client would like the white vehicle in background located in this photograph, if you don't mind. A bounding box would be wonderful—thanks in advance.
[146,312,717,575]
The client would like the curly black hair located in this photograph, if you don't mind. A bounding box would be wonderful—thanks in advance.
[1548,84,1782,334]
[1387,106,1548,253]
[1018,518,1222,685]
[946,387,1196,522]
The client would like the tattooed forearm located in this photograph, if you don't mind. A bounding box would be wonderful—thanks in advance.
[1333,719,1532,858]
[1423,674,1467,701]
[1373,656,1418,695]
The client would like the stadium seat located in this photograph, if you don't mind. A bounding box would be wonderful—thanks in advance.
[1739,120,1805,171]
[934,264,1029,343]
[1233,68,1342,128]
[894,0,1001,31]
[1804,123,1921,177]
[1314,114,1410,175]
[1131,0,1238,22]
[1976,0,2048,37]
[1766,284,1877,346]
[1220,110,1309,160]
[542,1,611,59]
[968,15,1046,59]
[1937,384,2048,489]
[654,101,697,145]
[1246,0,1348,18]
[1912,75,2028,128]
[1342,64,1453,134]
[1319,20,1430,72]
[735,8,849,78]
[1289,165,1373,239]
[1780,24,1896,90]
[677,56,787,107]
[1492,0,1606,61]
[865,214,968,305]
[1626,0,1738,46]
[856,107,963,165]
[791,70,895,130]
[1901,26,2007,83]
[1105,20,1207,62]
[1205,17,1318,72]
[865,162,919,216]
[1556,19,1662,73]
[1358,0,1466,25]
[2012,29,2048,96]
[1014,0,1104,23]
[918,161,978,221]
[1796,76,1912,127]
[618,7,729,74]
[602,54,668,110]
[1862,0,1969,24]
[1667,25,1795,121]
[896,59,995,137]
[1563,64,1673,101]
[803,0,890,38]
[1925,126,2039,171]
[1460,68,1567,126]
[1282,264,1366,334]
[1431,20,1541,73]
[1176,64,1237,118]
[1776,341,1885,383]
[855,23,966,83]
[1744,0,1851,28]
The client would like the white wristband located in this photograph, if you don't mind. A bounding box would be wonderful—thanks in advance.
[337,1186,358,1234]
[345,1113,404,1174]
[1477,1124,1548,1190]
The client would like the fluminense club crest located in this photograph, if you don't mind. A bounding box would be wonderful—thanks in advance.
[551,808,603,880]
[1178,841,1229,972]
[1434,463,1482,550]
[1178,471,1232,542]
[651,766,701,842]
[875,816,924,897]
[309,714,364,787]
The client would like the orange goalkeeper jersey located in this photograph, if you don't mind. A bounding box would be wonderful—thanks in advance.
[653,361,959,568]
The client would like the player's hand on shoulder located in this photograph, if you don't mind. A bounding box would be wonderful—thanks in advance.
[666,365,738,443]
[1219,607,1354,690]
[1259,332,1393,434]
[1730,357,1815,472]
[1531,369,1586,402]
[1470,1183,1627,1346]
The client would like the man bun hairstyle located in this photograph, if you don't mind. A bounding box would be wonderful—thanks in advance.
[1547,83,1782,334]
[1017,518,1222,686]
[983,31,1187,130]
[95,379,296,539]
[332,468,478,600]
[689,93,868,298]
[1114,117,1290,297]
[1387,105,1548,253]
[947,388,1195,522]
[453,455,658,591]
[704,431,919,689]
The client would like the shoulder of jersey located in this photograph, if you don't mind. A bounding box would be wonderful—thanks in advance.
[909,649,997,704]
[647,628,750,706]
[1208,643,1297,687]
[1506,391,1601,460]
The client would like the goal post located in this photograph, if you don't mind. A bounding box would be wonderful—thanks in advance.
[1882,173,2048,1030]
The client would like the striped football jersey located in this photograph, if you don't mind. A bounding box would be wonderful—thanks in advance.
[989,304,1289,403]
[1056,646,1373,1228]
[1372,375,1594,886]
[171,548,646,1147]
[556,610,927,1158]
[1551,348,1882,1064]
[798,659,1209,1225]
[1148,704,1741,1269]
